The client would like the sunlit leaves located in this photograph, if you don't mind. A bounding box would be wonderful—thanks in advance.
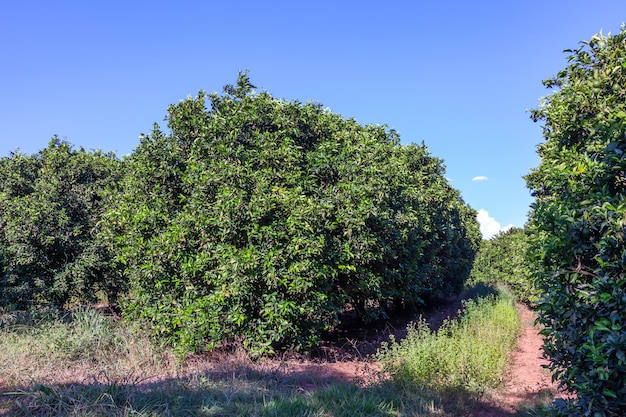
[469,228,538,304]
[0,137,123,309]
[109,73,480,355]
[526,27,626,416]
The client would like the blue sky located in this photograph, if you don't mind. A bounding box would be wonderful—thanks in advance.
[1,1,625,238]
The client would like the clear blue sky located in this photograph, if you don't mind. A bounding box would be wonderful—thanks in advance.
[2,1,625,238]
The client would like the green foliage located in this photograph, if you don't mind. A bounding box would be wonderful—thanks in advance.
[106,72,480,355]
[377,287,521,396]
[0,138,124,309]
[526,27,626,416]
[470,227,539,304]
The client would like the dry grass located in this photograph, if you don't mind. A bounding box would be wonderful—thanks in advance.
[0,307,177,390]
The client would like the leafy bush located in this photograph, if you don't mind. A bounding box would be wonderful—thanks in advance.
[526,28,626,416]
[106,72,480,355]
[469,227,539,304]
[0,138,124,309]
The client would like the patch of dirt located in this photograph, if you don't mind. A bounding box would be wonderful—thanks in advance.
[497,304,558,410]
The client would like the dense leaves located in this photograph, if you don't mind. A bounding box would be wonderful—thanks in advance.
[526,28,626,416]
[106,72,480,355]
[469,228,538,305]
[0,138,123,309]
[0,73,479,355]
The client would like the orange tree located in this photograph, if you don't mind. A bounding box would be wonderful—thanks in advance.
[469,227,538,305]
[106,73,480,355]
[0,138,123,309]
[526,27,626,416]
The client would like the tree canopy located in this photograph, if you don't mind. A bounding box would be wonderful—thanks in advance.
[469,227,538,305]
[105,72,481,354]
[526,27,626,416]
[0,138,123,309]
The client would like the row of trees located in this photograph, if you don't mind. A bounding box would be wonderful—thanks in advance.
[0,73,481,354]
[469,227,538,305]
[526,27,626,416]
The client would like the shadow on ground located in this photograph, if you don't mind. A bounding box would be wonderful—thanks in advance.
[0,366,550,417]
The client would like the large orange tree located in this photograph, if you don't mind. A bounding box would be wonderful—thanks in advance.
[527,27,626,416]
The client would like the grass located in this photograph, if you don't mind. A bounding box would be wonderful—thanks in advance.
[0,286,531,416]
[377,286,522,397]
[0,306,173,390]
[2,377,444,416]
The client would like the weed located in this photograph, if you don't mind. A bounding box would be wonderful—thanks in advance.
[377,287,522,397]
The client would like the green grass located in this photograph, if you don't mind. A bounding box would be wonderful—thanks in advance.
[377,286,522,397]
[2,377,445,417]
[0,287,526,416]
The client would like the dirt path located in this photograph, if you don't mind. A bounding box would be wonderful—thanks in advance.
[472,303,563,416]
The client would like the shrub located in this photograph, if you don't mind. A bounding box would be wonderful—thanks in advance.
[526,27,626,416]
[0,138,124,309]
[106,72,480,355]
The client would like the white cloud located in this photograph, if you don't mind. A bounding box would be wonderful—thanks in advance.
[476,209,513,240]
[472,176,489,182]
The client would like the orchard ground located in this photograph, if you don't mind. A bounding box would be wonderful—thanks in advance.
[0,294,567,416]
